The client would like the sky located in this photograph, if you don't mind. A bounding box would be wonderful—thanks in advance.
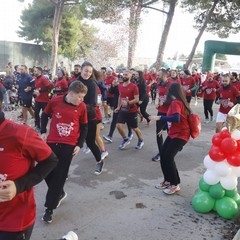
[1,0,240,66]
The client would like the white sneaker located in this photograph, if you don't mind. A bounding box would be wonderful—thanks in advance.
[101,151,109,160]
[62,231,78,240]
[84,147,91,154]
[204,119,210,124]
[102,118,110,124]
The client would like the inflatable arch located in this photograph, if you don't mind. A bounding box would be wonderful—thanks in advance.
[202,40,240,72]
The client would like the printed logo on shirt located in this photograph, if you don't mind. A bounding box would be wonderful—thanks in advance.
[206,88,212,94]
[0,174,7,182]
[0,148,4,151]
[55,113,62,119]
[221,99,230,108]
[182,85,189,91]
[56,123,74,137]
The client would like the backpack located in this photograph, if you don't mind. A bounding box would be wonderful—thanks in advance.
[188,113,201,139]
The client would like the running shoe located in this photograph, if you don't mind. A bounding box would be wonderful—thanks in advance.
[42,209,53,224]
[84,147,91,154]
[56,192,67,208]
[135,140,144,150]
[152,153,160,162]
[101,151,109,160]
[163,185,180,195]
[128,133,133,141]
[155,181,170,189]
[103,135,113,143]
[62,231,78,240]
[119,138,130,150]
[94,161,104,175]
[204,118,210,123]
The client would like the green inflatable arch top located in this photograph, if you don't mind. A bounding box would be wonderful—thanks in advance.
[202,40,240,72]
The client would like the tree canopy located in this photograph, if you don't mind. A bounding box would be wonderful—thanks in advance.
[18,0,96,61]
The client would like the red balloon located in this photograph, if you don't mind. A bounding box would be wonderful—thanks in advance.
[209,146,226,162]
[227,151,240,167]
[212,133,223,146]
[219,129,231,139]
[220,137,237,154]
[237,140,240,149]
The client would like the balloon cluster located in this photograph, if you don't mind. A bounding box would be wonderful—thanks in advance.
[192,128,240,219]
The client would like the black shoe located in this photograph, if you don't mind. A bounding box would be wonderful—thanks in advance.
[57,191,67,208]
[152,153,160,162]
[42,209,53,223]
[94,160,104,175]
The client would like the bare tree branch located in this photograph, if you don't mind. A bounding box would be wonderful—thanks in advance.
[143,6,168,14]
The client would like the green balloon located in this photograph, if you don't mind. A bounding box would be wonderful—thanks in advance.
[199,178,211,192]
[225,188,238,198]
[209,183,225,199]
[232,193,240,206]
[192,191,215,213]
[215,197,238,220]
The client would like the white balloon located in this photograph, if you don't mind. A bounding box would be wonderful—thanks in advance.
[203,155,217,170]
[231,166,240,177]
[203,170,220,185]
[214,160,231,177]
[231,129,240,140]
[220,176,238,190]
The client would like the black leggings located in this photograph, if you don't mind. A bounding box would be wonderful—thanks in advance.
[108,112,132,138]
[160,136,187,185]
[0,224,34,240]
[151,86,157,101]
[86,120,101,162]
[138,97,150,122]
[156,112,167,155]
[34,101,47,128]
[186,96,192,103]
[203,99,214,119]
[45,143,75,210]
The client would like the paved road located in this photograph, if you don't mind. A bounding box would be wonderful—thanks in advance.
[7,100,233,240]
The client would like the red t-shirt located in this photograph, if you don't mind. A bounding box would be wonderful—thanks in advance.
[202,80,220,100]
[231,81,240,92]
[167,99,190,142]
[55,78,68,96]
[35,75,52,102]
[168,77,181,85]
[157,81,171,113]
[217,85,240,114]
[0,120,52,231]
[181,77,195,96]
[44,95,88,145]
[118,82,139,113]
[104,75,115,98]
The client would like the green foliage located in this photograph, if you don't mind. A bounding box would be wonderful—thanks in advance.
[18,0,96,60]
[181,0,240,38]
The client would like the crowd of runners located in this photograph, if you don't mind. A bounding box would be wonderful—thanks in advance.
[0,60,240,239]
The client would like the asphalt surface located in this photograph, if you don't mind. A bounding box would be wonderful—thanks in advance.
[5,99,236,240]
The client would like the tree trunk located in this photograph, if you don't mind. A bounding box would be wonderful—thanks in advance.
[184,0,219,69]
[51,0,65,75]
[127,2,142,68]
[155,0,177,71]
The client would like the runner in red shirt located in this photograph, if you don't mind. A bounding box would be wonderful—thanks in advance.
[152,69,171,162]
[215,74,240,133]
[40,81,88,224]
[150,83,191,195]
[0,92,58,240]
[230,72,240,93]
[33,67,53,132]
[68,64,81,84]
[115,70,144,150]
[103,68,115,123]
[143,68,151,97]
[168,69,181,85]
[53,69,68,96]
[201,77,220,123]
[181,69,196,103]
